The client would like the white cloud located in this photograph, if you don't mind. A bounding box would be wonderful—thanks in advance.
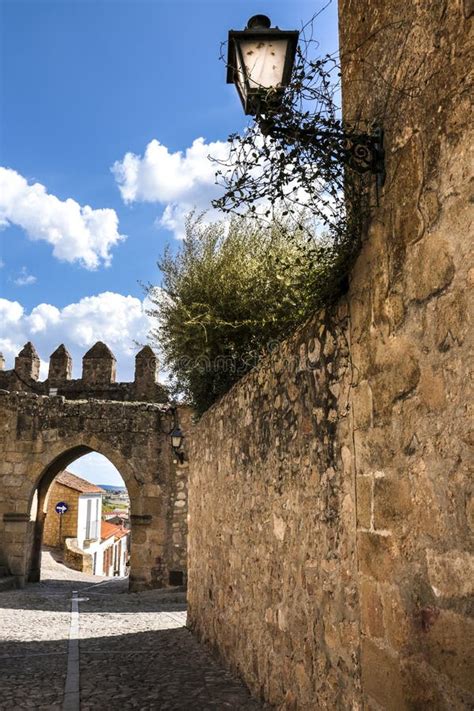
[112,137,231,239]
[0,292,151,381]
[111,134,320,240]
[0,167,125,269]
[14,266,37,286]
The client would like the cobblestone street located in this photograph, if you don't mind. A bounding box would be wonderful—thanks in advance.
[0,551,264,710]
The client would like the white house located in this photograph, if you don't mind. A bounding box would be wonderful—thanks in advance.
[43,470,130,577]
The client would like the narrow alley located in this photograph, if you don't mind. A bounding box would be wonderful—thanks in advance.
[0,552,264,710]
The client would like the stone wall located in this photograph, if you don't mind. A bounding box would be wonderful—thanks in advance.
[166,462,189,585]
[188,3,473,709]
[165,406,192,586]
[64,538,93,575]
[0,342,189,591]
[188,306,360,708]
[339,2,473,708]
[43,481,80,547]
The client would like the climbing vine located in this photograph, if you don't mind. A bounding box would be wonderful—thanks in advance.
[212,10,375,267]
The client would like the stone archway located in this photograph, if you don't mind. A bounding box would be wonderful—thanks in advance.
[0,342,189,591]
[27,444,137,585]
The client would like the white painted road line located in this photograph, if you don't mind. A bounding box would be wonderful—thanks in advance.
[63,590,80,711]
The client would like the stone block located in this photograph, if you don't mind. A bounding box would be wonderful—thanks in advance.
[360,577,384,638]
[361,638,407,711]
[423,609,474,694]
[373,476,412,530]
[467,495,474,533]
[434,292,467,351]
[406,233,454,302]
[353,380,373,430]
[400,657,449,710]
[2,476,25,488]
[273,514,286,541]
[381,586,411,651]
[356,476,372,529]
[384,293,405,329]
[357,532,399,582]
[426,549,474,598]
[418,367,446,411]
[371,338,420,419]
[132,528,147,544]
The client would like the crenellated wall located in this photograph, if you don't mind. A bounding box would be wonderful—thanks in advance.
[0,341,189,591]
[187,3,473,709]
[0,341,168,403]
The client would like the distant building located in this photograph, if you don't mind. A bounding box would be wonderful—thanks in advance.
[43,470,130,576]
[103,509,130,528]
[43,471,104,548]
[101,521,129,577]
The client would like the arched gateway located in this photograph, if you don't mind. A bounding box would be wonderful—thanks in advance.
[0,342,189,591]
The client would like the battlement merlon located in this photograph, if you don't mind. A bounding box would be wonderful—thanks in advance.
[134,345,160,398]
[48,344,72,385]
[15,342,40,381]
[82,341,117,385]
[0,341,168,404]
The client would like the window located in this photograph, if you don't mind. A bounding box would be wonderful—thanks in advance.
[85,499,92,539]
[169,570,184,586]
[94,498,99,539]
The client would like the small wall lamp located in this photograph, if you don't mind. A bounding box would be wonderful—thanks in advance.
[170,425,185,463]
[160,406,185,464]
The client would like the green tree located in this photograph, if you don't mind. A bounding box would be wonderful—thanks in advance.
[145,213,356,414]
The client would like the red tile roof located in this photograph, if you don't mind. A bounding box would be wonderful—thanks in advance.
[101,520,129,541]
[104,510,128,518]
[55,470,105,494]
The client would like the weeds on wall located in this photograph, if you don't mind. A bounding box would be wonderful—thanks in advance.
[145,213,350,414]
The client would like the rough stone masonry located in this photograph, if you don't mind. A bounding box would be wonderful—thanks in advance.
[0,342,189,592]
[187,2,473,709]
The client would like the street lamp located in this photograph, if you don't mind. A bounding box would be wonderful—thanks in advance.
[226,15,385,185]
[227,15,299,116]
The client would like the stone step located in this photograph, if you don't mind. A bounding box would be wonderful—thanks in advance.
[153,589,187,604]
[0,576,16,592]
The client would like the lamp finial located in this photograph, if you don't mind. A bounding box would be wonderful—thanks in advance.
[247,15,271,30]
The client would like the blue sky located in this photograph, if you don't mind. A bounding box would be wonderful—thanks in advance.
[0,0,338,484]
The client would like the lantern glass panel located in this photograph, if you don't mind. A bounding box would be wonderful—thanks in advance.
[234,44,247,97]
[238,38,289,90]
[172,433,182,448]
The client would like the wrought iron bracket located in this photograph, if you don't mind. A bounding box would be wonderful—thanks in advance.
[346,125,385,191]
[256,114,385,201]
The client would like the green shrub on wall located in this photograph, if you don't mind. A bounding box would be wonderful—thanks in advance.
[146,212,357,414]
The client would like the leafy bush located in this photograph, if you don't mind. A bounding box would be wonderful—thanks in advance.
[145,213,358,415]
